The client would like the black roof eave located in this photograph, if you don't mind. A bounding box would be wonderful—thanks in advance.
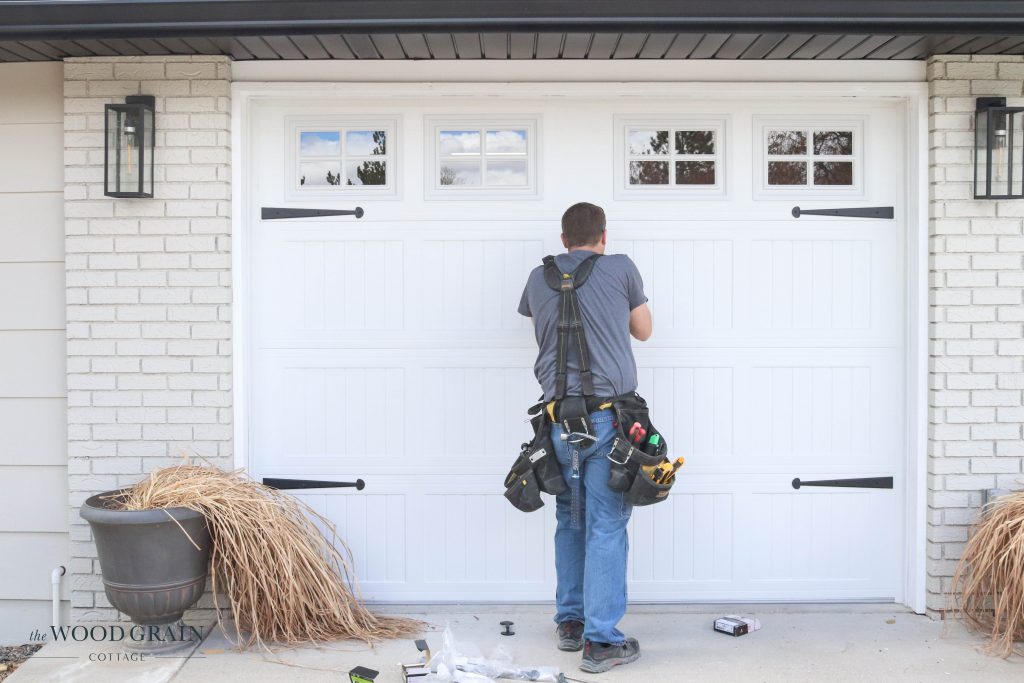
[3,0,1024,41]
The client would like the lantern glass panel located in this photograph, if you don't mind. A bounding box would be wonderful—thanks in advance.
[143,106,154,197]
[992,111,1011,198]
[106,107,143,194]
[975,110,988,197]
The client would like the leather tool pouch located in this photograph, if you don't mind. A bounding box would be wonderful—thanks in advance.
[503,401,567,512]
[607,393,675,506]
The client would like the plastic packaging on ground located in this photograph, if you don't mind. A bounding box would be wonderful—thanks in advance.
[422,624,561,683]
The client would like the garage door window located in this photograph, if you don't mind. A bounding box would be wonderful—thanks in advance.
[615,117,727,199]
[756,120,862,196]
[288,118,398,198]
[427,118,539,197]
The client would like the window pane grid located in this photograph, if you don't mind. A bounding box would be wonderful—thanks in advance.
[298,127,391,189]
[765,127,854,188]
[627,127,718,187]
[436,126,531,189]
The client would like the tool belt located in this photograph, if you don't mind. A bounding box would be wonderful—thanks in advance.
[605,392,675,506]
[503,399,567,512]
[504,252,678,511]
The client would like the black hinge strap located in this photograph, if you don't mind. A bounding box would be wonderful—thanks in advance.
[262,207,364,220]
[263,478,366,490]
[792,476,893,490]
[791,206,894,219]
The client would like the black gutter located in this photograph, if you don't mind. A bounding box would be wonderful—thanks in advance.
[2,0,1024,40]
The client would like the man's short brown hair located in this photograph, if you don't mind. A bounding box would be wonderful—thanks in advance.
[561,202,606,248]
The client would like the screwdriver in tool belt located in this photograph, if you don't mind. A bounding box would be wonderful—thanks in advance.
[654,457,685,484]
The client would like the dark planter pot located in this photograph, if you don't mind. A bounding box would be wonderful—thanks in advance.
[80,491,211,628]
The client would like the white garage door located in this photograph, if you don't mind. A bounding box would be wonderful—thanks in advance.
[244,87,908,603]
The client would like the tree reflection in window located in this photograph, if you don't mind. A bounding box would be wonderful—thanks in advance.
[439,166,466,185]
[628,130,670,155]
[345,131,387,185]
[767,131,807,155]
[813,161,853,185]
[813,131,853,156]
[629,161,669,184]
[675,130,714,155]
[676,161,715,185]
[768,161,807,185]
[297,128,390,189]
[766,128,855,188]
[627,127,718,187]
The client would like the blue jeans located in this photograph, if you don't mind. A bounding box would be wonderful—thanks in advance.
[550,408,632,645]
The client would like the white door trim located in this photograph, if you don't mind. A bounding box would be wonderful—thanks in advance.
[231,78,929,613]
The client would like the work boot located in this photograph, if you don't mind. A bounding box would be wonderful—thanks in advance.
[580,637,640,673]
[556,620,584,652]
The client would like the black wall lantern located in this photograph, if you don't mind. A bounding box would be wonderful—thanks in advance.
[975,97,1024,200]
[104,95,155,198]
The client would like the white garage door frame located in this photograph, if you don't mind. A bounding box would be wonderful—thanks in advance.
[230,63,929,614]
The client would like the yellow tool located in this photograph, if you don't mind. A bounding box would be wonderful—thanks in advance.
[644,457,684,485]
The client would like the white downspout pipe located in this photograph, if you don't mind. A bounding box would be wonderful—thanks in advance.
[51,566,65,628]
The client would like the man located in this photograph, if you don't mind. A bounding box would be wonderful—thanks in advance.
[518,202,652,674]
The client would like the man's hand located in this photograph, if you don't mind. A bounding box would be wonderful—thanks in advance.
[629,303,652,341]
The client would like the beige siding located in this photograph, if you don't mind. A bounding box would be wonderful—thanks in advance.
[0,61,68,644]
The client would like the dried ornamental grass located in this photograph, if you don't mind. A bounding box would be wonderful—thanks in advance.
[107,463,422,650]
[951,490,1024,657]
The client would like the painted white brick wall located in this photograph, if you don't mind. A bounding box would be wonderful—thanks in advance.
[64,56,232,621]
[928,55,1024,613]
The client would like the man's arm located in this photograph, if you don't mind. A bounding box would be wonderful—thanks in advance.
[629,303,652,341]
[623,257,651,341]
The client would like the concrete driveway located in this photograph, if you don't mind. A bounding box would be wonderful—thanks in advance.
[8,604,1021,683]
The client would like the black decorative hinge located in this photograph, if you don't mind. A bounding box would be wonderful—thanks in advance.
[262,478,366,491]
[792,476,893,490]
[261,207,364,220]
[791,206,894,219]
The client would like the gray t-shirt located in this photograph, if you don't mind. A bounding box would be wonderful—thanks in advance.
[518,249,648,401]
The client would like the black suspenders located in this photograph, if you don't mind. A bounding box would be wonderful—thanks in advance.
[542,253,602,401]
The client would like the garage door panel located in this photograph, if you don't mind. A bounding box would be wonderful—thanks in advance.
[257,359,406,466]
[750,365,873,461]
[749,238,873,330]
[746,490,898,590]
[641,366,735,459]
[249,96,908,603]
[254,351,539,470]
[423,493,550,585]
[624,238,734,331]
[421,239,545,331]
[258,237,406,336]
[629,492,734,583]
[257,350,898,473]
